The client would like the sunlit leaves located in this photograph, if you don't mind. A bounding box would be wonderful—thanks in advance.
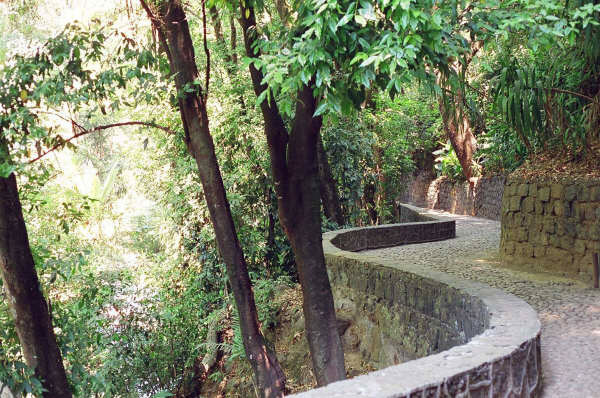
[249,0,479,118]
[0,21,165,177]
[487,0,600,151]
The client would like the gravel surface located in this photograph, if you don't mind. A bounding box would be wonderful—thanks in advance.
[365,209,600,398]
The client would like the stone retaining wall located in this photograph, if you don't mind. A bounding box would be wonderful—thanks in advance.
[500,176,600,281]
[331,206,455,252]
[291,204,542,398]
[399,172,505,220]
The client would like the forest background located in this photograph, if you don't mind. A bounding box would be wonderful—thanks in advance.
[0,0,598,397]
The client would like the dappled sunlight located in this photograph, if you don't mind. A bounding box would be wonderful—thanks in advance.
[1,0,598,396]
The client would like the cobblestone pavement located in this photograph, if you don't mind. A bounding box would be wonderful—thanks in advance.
[366,209,600,398]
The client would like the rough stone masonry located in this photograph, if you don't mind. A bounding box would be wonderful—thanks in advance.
[500,176,600,282]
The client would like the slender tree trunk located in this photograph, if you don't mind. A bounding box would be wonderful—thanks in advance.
[265,186,278,272]
[229,16,238,65]
[209,6,246,110]
[239,4,346,386]
[0,170,71,398]
[274,0,291,26]
[139,2,285,397]
[373,145,385,223]
[362,182,378,225]
[317,136,344,225]
[209,6,231,68]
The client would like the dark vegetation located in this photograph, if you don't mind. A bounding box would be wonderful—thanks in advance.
[0,0,598,397]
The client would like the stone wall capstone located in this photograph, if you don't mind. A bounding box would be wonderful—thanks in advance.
[500,176,600,281]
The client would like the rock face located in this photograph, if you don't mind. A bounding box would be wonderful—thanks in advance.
[500,176,600,282]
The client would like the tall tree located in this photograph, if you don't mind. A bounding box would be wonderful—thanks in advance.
[236,0,494,382]
[239,5,347,386]
[138,1,286,397]
[436,35,483,181]
[0,141,72,398]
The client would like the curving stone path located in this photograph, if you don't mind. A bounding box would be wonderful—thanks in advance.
[366,208,600,398]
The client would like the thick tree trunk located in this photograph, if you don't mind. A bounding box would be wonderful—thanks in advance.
[274,0,291,26]
[0,172,71,398]
[317,136,344,225]
[286,87,346,385]
[140,2,285,397]
[438,93,477,180]
[437,40,482,181]
[239,5,346,386]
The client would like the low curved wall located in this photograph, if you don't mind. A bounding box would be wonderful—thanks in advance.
[331,205,456,252]
[291,204,542,398]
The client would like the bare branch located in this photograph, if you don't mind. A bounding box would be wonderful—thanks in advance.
[29,121,178,163]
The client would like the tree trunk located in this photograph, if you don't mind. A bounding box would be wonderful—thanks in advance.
[286,87,346,385]
[437,40,482,181]
[239,4,346,386]
[0,171,71,398]
[373,145,385,224]
[438,93,477,180]
[317,136,344,225]
[209,6,246,110]
[139,2,285,397]
[265,186,278,272]
[229,16,238,65]
[362,182,378,225]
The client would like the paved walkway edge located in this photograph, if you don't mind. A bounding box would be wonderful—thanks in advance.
[290,204,542,398]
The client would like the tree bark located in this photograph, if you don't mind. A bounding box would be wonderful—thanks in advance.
[139,2,285,397]
[229,16,238,66]
[362,182,378,225]
[286,87,346,385]
[438,92,477,180]
[0,169,72,398]
[373,144,385,224]
[317,136,344,225]
[239,4,346,386]
[437,40,482,181]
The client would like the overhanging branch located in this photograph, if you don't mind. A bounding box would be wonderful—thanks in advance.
[29,120,178,163]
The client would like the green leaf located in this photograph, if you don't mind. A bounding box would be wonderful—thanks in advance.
[336,13,353,28]
[354,15,367,27]
[314,102,328,117]
[0,163,17,178]
[154,392,174,398]
[360,55,378,67]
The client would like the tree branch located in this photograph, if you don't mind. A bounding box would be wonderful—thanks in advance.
[537,87,599,104]
[29,121,178,163]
